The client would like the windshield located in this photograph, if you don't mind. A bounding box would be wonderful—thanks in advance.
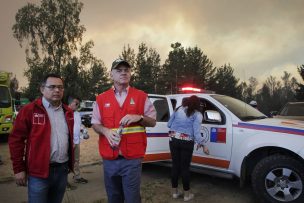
[279,103,304,116]
[0,86,12,108]
[211,95,267,121]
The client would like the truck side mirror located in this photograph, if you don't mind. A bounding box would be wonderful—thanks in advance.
[204,110,222,123]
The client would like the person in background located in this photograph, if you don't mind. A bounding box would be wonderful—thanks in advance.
[68,96,88,185]
[167,95,209,202]
[9,74,74,203]
[249,100,258,109]
[92,58,156,203]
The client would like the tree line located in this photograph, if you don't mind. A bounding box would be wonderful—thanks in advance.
[12,0,303,115]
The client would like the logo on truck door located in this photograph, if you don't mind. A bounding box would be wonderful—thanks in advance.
[200,126,210,144]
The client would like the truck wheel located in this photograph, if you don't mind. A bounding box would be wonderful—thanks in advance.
[252,154,304,203]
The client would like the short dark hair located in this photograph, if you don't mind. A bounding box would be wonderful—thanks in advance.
[41,73,63,86]
[68,96,81,105]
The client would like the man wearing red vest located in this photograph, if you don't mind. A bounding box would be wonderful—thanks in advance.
[92,58,156,203]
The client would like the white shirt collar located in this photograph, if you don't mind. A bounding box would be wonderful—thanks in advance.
[42,97,62,110]
[113,86,129,94]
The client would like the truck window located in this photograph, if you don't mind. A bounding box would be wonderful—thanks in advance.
[0,86,11,108]
[199,98,226,125]
[149,97,170,122]
[182,96,225,125]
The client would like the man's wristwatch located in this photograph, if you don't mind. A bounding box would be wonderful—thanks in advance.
[139,115,144,123]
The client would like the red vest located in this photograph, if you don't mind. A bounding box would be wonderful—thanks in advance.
[96,87,147,160]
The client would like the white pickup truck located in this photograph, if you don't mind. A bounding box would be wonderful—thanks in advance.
[144,93,304,203]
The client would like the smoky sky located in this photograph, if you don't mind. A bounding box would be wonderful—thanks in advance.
[1,0,303,87]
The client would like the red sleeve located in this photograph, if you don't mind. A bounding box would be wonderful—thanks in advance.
[8,106,31,174]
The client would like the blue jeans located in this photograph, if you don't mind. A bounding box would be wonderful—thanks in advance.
[28,162,69,203]
[103,157,142,203]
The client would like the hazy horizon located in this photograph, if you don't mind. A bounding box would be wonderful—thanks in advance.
[1,0,303,88]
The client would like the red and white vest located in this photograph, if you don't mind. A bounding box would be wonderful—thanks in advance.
[96,87,147,160]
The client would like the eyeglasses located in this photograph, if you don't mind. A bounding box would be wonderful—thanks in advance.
[44,85,64,91]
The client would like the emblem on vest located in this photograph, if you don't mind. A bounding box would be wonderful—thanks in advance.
[130,98,135,105]
[104,103,111,107]
[33,113,46,125]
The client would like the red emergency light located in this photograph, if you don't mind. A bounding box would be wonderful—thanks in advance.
[181,86,202,92]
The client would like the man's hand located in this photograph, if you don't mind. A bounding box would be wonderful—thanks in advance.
[102,127,121,146]
[120,114,142,126]
[15,171,27,186]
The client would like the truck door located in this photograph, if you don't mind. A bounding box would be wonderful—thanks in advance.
[192,97,232,170]
[144,95,173,162]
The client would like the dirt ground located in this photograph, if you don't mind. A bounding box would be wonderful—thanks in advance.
[140,163,256,203]
[0,129,256,202]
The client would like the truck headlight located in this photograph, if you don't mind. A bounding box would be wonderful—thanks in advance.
[4,115,12,122]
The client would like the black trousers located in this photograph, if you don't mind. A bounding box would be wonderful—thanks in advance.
[169,137,194,191]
